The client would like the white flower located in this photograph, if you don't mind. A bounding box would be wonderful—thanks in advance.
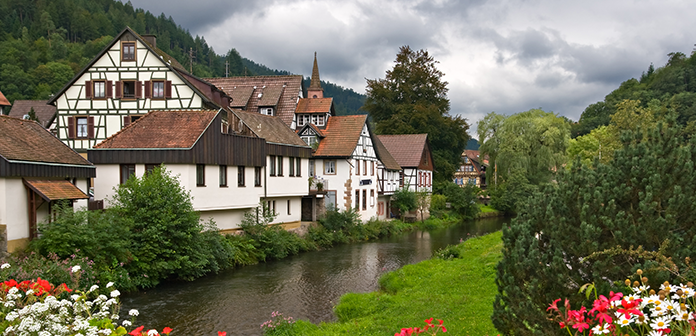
[122,320,132,327]
[650,316,671,330]
[106,282,114,288]
[128,309,139,316]
[617,316,632,327]
[89,285,99,292]
[72,265,81,273]
[675,310,693,321]
[591,323,611,334]
[25,289,34,296]
[110,290,120,298]
[71,294,80,301]
[1,263,10,269]
[148,329,159,336]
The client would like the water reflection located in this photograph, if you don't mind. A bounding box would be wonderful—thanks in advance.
[121,217,509,335]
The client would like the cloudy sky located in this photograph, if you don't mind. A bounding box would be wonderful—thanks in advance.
[126,0,696,136]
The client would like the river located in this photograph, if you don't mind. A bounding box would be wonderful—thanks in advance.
[121,216,509,335]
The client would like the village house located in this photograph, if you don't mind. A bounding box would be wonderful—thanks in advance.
[48,26,230,155]
[88,108,312,232]
[372,135,401,220]
[0,115,95,252]
[0,91,10,115]
[453,149,486,189]
[7,100,57,129]
[377,134,434,193]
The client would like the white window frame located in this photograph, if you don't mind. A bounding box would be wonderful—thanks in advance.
[93,81,105,98]
[76,117,88,138]
[324,160,336,174]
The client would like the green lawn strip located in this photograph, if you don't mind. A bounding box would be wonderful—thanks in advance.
[291,231,503,336]
[478,204,497,213]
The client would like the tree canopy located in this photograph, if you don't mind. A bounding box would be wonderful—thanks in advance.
[363,46,470,182]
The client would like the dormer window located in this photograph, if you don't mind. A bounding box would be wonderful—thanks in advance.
[122,42,136,61]
[259,107,274,116]
[297,114,310,127]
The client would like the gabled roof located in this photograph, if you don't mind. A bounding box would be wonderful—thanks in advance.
[94,110,218,149]
[372,135,401,171]
[313,115,367,157]
[7,100,56,128]
[296,97,334,114]
[297,123,325,137]
[377,134,429,168]
[231,110,309,147]
[0,115,91,166]
[205,75,303,127]
[48,27,227,109]
[0,90,10,106]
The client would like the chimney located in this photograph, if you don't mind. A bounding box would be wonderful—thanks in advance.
[142,34,157,49]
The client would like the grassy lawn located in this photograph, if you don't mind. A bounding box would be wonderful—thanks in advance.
[289,231,503,336]
[478,204,498,213]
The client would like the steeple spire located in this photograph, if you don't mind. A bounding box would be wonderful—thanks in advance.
[308,52,324,99]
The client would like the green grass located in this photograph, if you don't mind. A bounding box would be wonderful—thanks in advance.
[280,231,503,336]
[478,204,498,213]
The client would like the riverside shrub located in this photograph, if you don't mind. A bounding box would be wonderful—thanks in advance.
[494,116,696,335]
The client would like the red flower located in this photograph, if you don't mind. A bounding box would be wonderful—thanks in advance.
[218,332,227,336]
[129,326,145,336]
[395,328,413,336]
[58,283,72,293]
[548,298,562,311]
[162,327,172,335]
[616,298,643,319]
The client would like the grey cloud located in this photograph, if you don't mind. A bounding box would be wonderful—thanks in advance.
[561,45,646,85]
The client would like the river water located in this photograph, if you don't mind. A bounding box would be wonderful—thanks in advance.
[121,217,509,335]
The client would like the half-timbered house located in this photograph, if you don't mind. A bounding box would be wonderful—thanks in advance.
[377,134,434,193]
[48,27,230,154]
[453,149,486,189]
[0,115,95,252]
[372,136,401,220]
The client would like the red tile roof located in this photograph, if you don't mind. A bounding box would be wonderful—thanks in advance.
[0,90,9,106]
[377,134,429,168]
[94,110,218,149]
[0,115,91,166]
[372,135,401,171]
[24,179,88,201]
[205,76,303,127]
[313,115,367,157]
[7,100,56,128]
[232,110,309,147]
[296,98,333,114]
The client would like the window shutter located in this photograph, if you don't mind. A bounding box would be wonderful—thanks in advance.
[144,81,151,98]
[87,116,95,139]
[136,81,142,98]
[165,81,172,98]
[115,81,122,98]
[67,117,75,139]
[106,81,113,98]
[85,81,92,98]
[123,116,131,128]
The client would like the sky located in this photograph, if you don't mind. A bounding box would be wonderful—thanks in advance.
[125,0,696,136]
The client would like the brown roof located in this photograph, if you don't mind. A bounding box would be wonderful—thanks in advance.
[94,110,218,149]
[232,110,309,147]
[0,90,9,106]
[0,115,92,166]
[7,100,56,128]
[296,98,333,114]
[372,135,401,171]
[377,134,429,167]
[205,76,303,127]
[24,179,88,201]
[313,115,367,157]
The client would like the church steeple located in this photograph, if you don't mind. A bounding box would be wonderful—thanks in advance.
[307,52,324,99]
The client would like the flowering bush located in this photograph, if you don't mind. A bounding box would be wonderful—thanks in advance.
[548,270,696,335]
[395,318,447,335]
[261,311,295,335]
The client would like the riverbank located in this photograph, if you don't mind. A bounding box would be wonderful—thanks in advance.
[280,231,503,336]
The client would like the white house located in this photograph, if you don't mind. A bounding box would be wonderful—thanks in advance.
[377,134,434,193]
[372,136,402,220]
[0,115,95,252]
[48,27,230,154]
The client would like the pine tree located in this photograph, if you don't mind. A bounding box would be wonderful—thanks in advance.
[493,115,696,335]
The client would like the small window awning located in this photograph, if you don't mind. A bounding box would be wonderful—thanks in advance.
[23,179,89,202]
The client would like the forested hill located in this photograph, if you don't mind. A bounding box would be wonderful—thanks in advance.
[573,51,696,137]
[0,0,365,115]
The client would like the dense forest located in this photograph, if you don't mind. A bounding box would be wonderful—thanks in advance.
[572,50,696,137]
[0,0,365,115]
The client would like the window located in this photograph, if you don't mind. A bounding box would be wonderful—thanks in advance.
[289,157,295,177]
[356,159,360,175]
[196,164,205,186]
[145,164,158,175]
[287,200,291,215]
[362,189,367,210]
[464,157,469,163]
[120,164,135,184]
[370,190,375,207]
[309,160,315,177]
[297,114,310,127]
[259,107,274,116]
[363,160,367,175]
[272,200,276,215]
[93,81,106,98]
[269,156,276,176]
[355,190,360,210]
[317,115,325,126]
[76,117,88,138]
[219,165,227,187]
[238,166,245,187]
[122,81,136,99]
[121,42,136,61]
[301,136,317,147]
[468,177,477,185]
[152,81,165,99]
[277,156,284,176]
[324,160,336,174]
[371,161,375,176]
[295,158,301,177]
[255,167,262,187]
